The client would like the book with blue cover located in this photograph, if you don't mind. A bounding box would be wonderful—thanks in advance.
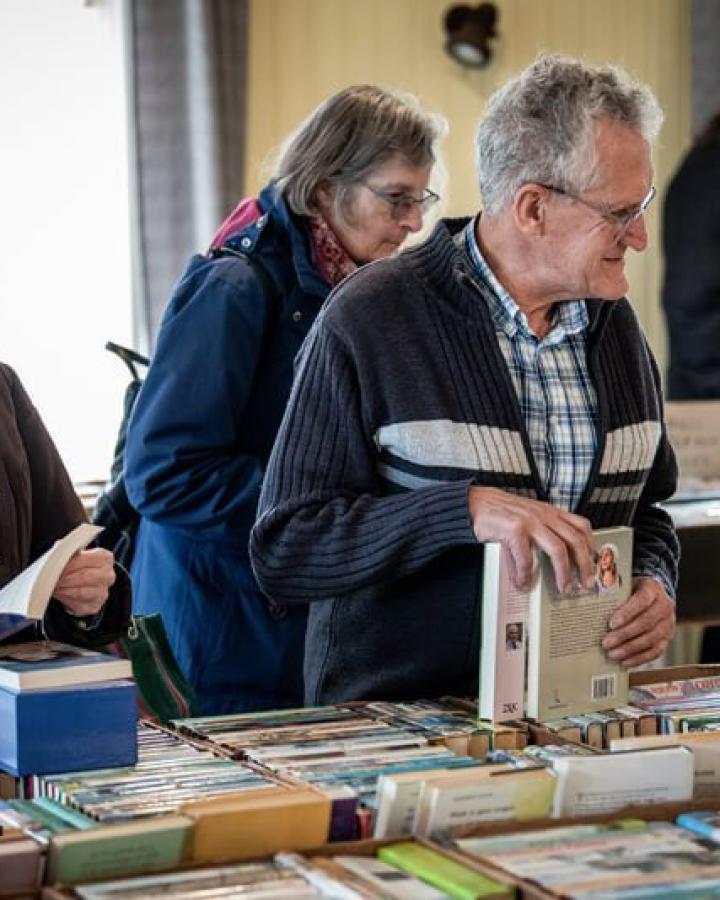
[0,640,131,690]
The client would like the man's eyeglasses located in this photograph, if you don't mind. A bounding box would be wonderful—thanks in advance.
[538,182,656,239]
[363,182,440,220]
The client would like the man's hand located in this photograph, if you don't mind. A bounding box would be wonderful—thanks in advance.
[602,576,676,667]
[52,548,116,617]
[468,486,594,593]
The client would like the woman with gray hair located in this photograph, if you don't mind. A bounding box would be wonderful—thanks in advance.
[124,85,445,714]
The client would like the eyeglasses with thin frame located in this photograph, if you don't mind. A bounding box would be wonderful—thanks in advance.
[363,182,440,220]
[537,182,656,240]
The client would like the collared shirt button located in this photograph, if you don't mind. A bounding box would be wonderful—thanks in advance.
[292,310,303,323]
[240,237,252,249]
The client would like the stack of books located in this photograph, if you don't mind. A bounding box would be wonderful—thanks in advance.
[0,640,136,777]
[0,524,136,777]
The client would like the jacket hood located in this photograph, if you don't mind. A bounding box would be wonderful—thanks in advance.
[208,197,261,252]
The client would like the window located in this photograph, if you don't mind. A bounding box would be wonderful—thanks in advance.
[0,0,132,482]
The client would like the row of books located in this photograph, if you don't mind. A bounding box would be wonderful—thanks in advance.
[5,673,720,889]
[451,814,720,899]
[0,718,708,888]
[16,809,720,899]
[13,837,516,899]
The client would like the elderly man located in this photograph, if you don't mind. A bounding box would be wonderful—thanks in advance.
[250,55,679,705]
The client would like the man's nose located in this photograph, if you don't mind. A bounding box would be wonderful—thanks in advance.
[620,213,648,252]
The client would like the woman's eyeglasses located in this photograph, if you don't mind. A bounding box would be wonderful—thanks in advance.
[363,183,440,220]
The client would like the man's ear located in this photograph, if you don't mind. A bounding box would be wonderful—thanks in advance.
[512,183,547,236]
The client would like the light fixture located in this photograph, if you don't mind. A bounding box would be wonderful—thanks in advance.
[444,3,498,69]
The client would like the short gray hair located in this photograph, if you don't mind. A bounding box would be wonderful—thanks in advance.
[476,54,664,215]
[274,85,446,221]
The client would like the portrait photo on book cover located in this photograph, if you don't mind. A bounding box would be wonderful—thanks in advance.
[505,621,523,651]
[594,542,623,595]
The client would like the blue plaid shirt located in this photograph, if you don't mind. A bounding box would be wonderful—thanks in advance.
[464,221,598,511]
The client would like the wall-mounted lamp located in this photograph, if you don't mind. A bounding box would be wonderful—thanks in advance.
[444,3,498,68]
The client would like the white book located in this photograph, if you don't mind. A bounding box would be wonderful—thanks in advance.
[479,542,528,722]
[413,767,555,838]
[551,744,694,817]
[526,526,632,722]
[373,764,507,839]
[0,523,102,619]
[0,640,131,690]
[610,731,720,802]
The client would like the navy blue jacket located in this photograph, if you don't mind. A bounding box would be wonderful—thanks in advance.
[124,183,329,714]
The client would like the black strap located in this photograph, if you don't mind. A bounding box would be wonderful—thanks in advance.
[104,341,150,381]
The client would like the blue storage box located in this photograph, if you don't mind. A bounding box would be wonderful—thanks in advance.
[0,679,137,776]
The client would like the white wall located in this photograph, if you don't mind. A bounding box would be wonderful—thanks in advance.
[0,0,133,482]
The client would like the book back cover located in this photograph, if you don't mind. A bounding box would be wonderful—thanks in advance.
[527,527,632,722]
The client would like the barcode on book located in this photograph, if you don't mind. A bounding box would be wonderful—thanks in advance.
[591,674,617,701]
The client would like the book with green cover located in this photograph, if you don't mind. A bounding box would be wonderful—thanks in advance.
[32,796,96,830]
[45,814,193,884]
[378,841,513,899]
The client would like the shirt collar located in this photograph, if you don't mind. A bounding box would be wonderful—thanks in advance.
[463,218,589,343]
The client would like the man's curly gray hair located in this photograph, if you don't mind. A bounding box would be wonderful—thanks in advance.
[476,54,663,215]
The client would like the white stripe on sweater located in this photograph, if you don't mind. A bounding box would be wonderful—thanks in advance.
[375,420,531,475]
[599,421,661,476]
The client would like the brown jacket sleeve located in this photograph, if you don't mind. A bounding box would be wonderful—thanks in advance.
[0,364,131,647]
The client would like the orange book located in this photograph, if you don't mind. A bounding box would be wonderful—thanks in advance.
[181,788,330,863]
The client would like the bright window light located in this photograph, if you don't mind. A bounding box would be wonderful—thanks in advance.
[0,0,133,483]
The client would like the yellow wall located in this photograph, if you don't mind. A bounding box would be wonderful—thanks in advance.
[245,0,691,364]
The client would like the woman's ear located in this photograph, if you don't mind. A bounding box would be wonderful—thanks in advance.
[314,181,333,216]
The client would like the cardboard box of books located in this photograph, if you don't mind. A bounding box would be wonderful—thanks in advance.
[42,837,516,899]
[445,799,720,900]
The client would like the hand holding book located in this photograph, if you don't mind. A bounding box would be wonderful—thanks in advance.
[602,574,676,669]
[0,523,103,621]
[468,486,595,593]
[52,547,116,617]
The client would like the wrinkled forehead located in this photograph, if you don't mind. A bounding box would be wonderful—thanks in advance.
[587,118,653,198]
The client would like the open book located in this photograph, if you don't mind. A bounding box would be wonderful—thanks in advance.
[0,524,103,622]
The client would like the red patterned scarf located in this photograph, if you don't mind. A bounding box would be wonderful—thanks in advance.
[309,215,357,287]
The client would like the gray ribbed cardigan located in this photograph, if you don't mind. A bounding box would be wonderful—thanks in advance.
[250,218,679,704]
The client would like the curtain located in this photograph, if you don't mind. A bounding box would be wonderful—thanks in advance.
[126,0,249,350]
[692,0,720,135]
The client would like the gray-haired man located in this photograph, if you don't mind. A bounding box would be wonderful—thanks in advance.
[251,55,678,705]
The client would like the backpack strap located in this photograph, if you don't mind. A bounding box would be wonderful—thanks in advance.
[211,245,283,364]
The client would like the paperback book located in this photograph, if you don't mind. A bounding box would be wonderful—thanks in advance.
[526,526,633,721]
[0,523,101,620]
[479,541,529,722]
